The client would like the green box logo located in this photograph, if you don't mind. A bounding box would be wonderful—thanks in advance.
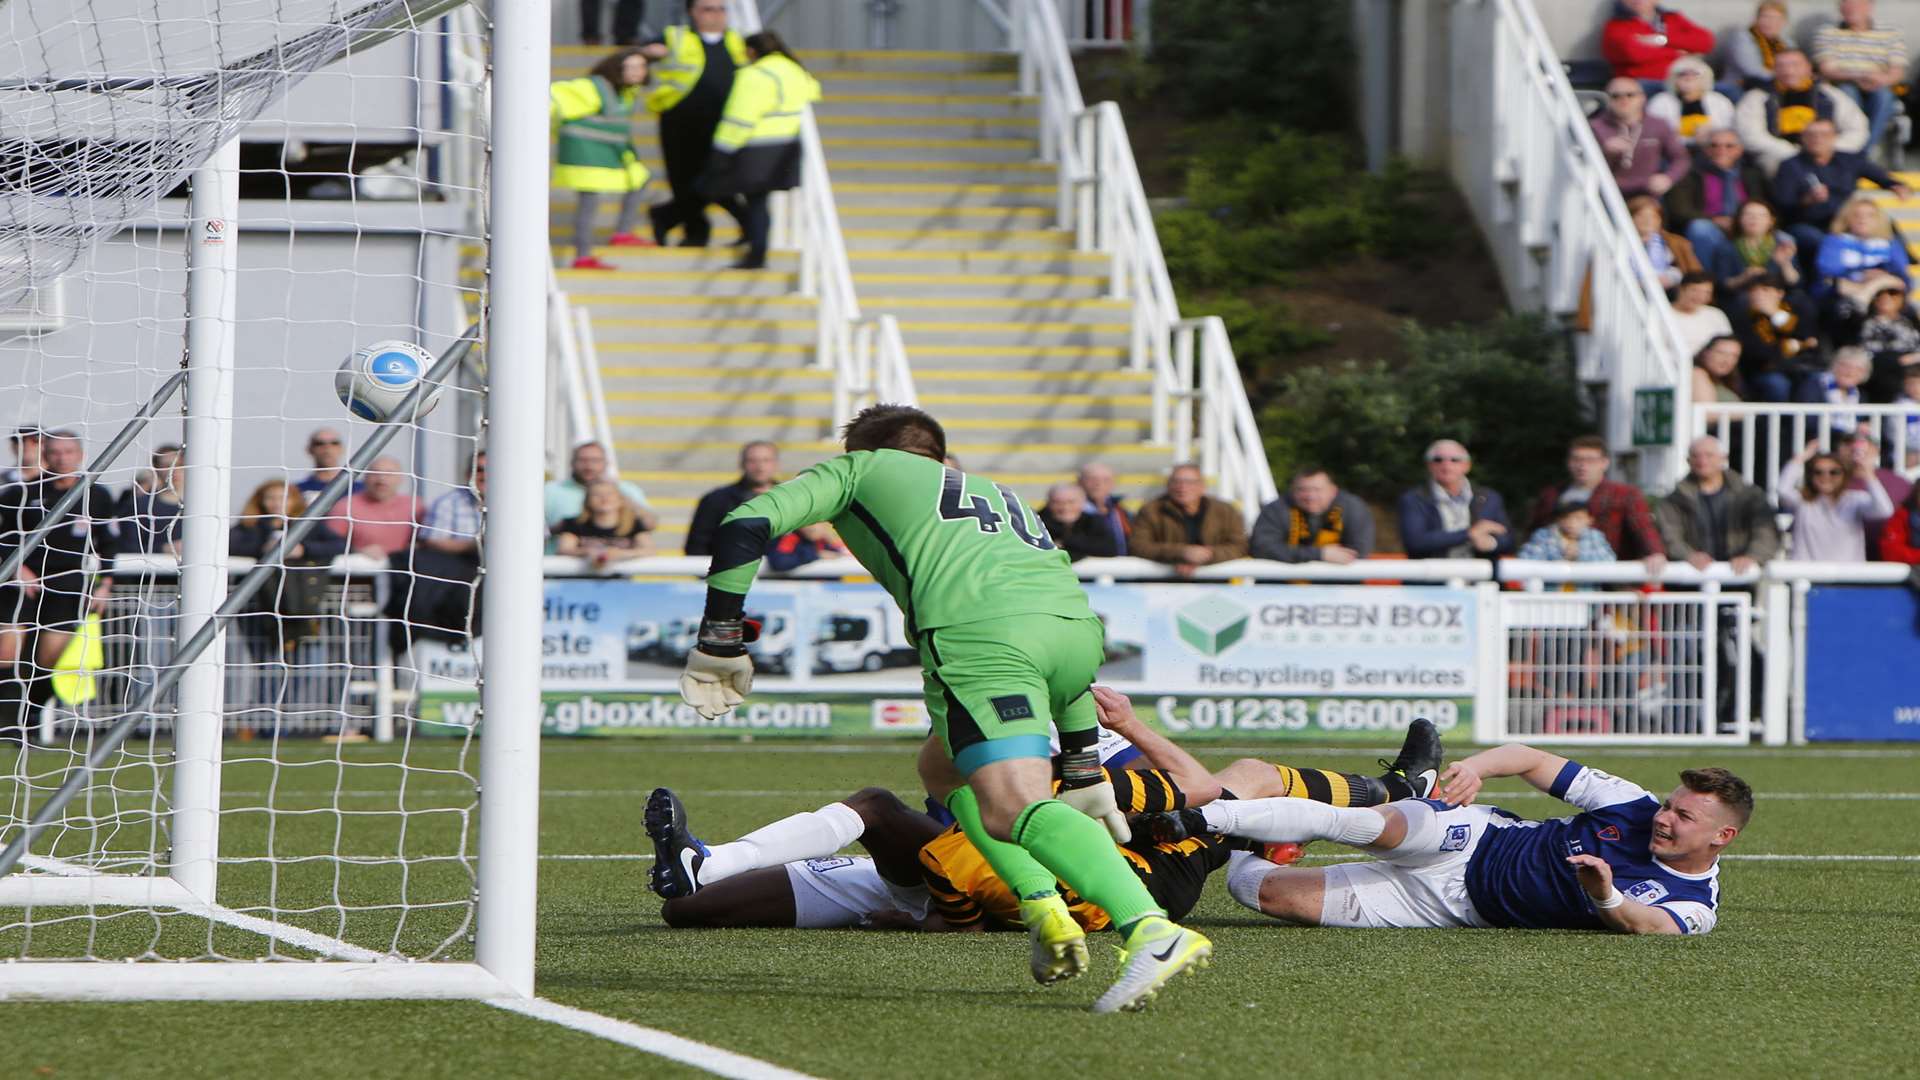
[1176,595,1250,657]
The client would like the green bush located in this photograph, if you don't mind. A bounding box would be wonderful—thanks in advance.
[1149,0,1354,132]
[1259,315,1588,508]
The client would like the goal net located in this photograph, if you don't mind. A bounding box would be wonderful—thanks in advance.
[0,0,539,999]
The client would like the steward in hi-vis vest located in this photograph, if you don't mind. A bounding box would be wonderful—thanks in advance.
[642,3,749,247]
[550,49,657,267]
[698,33,820,269]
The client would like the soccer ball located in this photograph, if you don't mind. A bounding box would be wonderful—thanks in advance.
[336,340,444,422]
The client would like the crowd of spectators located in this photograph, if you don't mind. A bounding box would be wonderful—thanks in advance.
[1591,1,1920,422]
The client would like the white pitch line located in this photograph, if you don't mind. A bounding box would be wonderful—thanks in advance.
[491,997,824,1080]
[544,850,1920,863]
[213,788,1920,802]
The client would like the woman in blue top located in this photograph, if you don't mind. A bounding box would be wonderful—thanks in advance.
[1815,195,1910,327]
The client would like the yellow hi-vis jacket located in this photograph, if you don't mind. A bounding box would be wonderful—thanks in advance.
[551,76,651,193]
[712,54,821,156]
[647,26,748,114]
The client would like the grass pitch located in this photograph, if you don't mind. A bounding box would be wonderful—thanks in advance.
[0,737,1915,1078]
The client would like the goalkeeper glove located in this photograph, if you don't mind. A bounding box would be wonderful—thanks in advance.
[678,618,759,720]
[1055,748,1130,843]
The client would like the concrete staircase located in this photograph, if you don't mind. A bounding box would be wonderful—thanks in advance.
[548,46,1172,551]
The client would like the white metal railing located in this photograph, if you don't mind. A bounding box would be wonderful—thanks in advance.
[544,264,617,477]
[1450,0,1694,489]
[1694,402,1920,501]
[1013,0,1279,525]
[990,0,1136,49]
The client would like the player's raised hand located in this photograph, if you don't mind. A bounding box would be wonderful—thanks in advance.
[1436,762,1482,807]
[1089,685,1139,734]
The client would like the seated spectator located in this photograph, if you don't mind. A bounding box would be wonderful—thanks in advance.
[1671,271,1733,355]
[1877,480,1920,563]
[1649,57,1735,146]
[1517,500,1618,564]
[122,444,184,555]
[1856,278,1920,397]
[1737,51,1869,173]
[1602,0,1716,84]
[1130,464,1249,578]
[1693,335,1751,420]
[1840,431,1914,554]
[1810,0,1906,155]
[229,479,346,564]
[685,440,778,556]
[554,478,653,567]
[1077,462,1131,555]
[1630,195,1701,292]
[768,522,843,572]
[1396,439,1512,559]
[1814,194,1909,321]
[1527,436,1669,570]
[1668,130,1769,270]
[1654,436,1782,572]
[1771,119,1906,267]
[328,456,422,560]
[1892,367,1920,468]
[1248,466,1377,564]
[1794,346,1873,433]
[408,452,486,644]
[1038,482,1119,562]
[543,441,656,531]
[294,427,360,500]
[1777,445,1893,560]
[1711,199,1803,296]
[1736,272,1824,400]
[1728,1,1797,92]
[1593,80,1690,199]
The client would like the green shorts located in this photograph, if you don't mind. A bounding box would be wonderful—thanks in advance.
[918,613,1105,776]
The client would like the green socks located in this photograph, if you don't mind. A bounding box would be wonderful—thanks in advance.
[1012,799,1164,931]
[946,786,1061,899]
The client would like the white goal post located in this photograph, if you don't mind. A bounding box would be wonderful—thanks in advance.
[0,0,546,1000]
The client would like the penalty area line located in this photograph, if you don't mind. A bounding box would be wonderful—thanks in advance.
[541,851,1920,863]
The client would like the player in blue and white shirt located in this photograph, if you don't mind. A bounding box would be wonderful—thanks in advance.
[1188,743,1751,935]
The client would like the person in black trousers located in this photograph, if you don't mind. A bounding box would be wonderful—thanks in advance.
[641,0,748,247]
[580,0,645,45]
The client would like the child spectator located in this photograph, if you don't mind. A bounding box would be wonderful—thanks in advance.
[1737,272,1824,400]
[1777,446,1893,560]
[1518,500,1618,563]
[553,478,653,567]
[1525,435,1666,570]
[767,523,847,572]
[551,49,656,269]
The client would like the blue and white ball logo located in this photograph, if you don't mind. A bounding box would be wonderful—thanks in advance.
[337,339,443,423]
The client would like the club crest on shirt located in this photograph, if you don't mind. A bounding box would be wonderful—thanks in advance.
[1597,825,1622,841]
[1440,824,1471,852]
[1625,879,1669,904]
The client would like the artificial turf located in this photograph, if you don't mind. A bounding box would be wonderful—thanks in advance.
[0,737,1914,1078]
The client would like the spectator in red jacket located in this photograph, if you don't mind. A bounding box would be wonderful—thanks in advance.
[1603,0,1716,84]
[1527,435,1668,574]
[1878,482,1920,563]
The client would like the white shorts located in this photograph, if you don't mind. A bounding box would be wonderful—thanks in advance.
[1317,802,1498,930]
[783,856,932,929]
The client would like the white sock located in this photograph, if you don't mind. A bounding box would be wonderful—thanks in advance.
[695,801,866,885]
[1226,851,1278,912]
[1202,798,1384,847]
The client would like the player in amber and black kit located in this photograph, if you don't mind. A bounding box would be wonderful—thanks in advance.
[0,429,121,726]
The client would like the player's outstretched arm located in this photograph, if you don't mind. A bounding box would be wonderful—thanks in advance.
[1089,687,1222,806]
[1436,743,1571,806]
[1566,855,1685,935]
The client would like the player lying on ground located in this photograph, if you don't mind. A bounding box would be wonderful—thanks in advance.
[679,404,1213,1011]
[1152,743,1750,935]
[647,689,1444,932]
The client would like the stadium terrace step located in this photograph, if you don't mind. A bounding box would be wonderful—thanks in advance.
[829,182,1054,208]
[845,249,1106,275]
[550,267,798,297]
[812,72,1021,95]
[851,270,1108,300]
[589,317,819,346]
[600,365,832,393]
[617,438,1168,479]
[839,227,1072,252]
[550,46,1015,75]
[834,205,1056,229]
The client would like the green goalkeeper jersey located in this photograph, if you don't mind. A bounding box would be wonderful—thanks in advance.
[704,449,1093,636]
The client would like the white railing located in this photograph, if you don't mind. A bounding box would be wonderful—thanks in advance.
[992,0,1136,49]
[1012,0,1279,526]
[1449,0,1694,489]
[1694,402,1920,501]
[544,264,617,477]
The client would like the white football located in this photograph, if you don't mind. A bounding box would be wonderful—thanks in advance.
[336,340,444,422]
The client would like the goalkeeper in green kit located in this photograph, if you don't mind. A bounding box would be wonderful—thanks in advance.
[668,405,1210,1013]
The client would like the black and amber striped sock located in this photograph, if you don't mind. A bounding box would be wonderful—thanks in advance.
[1271,764,1389,808]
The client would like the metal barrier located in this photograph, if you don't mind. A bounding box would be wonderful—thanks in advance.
[1693,402,1920,502]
